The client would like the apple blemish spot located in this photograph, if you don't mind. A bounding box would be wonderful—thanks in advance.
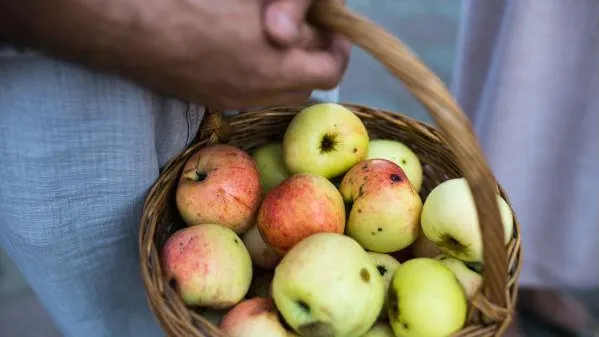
[360,268,371,283]
[390,174,402,182]
[376,265,388,276]
[194,170,208,182]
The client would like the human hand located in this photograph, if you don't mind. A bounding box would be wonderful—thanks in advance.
[139,0,350,109]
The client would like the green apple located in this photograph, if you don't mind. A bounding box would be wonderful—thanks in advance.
[362,322,395,337]
[420,178,514,263]
[252,143,291,195]
[368,252,401,321]
[387,258,467,337]
[220,297,298,337]
[160,224,253,309]
[282,103,370,179]
[242,225,282,269]
[435,255,483,300]
[366,139,423,192]
[272,233,385,337]
[340,159,422,253]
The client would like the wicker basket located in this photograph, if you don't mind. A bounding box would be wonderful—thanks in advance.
[139,1,523,336]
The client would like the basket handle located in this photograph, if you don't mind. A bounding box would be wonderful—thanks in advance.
[309,0,509,314]
[199,0,509,320]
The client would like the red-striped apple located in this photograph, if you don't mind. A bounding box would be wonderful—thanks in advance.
[257,173,345,255]
[366,139,423,192]
[340,159,422,253]
[176,144,262,234]
[160,224,252,309]
[219,297,297,337]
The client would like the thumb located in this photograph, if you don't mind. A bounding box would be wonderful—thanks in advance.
[263,0,313,46]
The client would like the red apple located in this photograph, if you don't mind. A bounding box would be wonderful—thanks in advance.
[176,144,262,234]
[242,225,282,270]
[160,224,253,309]
[340,159,422,253]
[257,173,345,255]
[219,297,297,337]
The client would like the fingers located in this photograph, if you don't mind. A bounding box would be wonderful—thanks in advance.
[263,0,313,46]
[278,34,352,90]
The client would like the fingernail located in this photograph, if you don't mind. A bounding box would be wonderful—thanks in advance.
[268,10,298,41]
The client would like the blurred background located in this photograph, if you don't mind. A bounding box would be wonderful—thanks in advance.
[0,0,596,336]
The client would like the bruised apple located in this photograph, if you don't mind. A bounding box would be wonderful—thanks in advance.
[257,173,345,254]
[220,297,297,337]
[242,225,281,269]
[272,233,384,337]
[176,144,262,234]
[368,252,401,320]
[340,159,422,253]
[366,139,423,192]
[160,224,252,309]
[436,255,483,300]
[421,178,514,262]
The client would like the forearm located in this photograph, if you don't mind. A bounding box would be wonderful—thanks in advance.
[0,0,188,94]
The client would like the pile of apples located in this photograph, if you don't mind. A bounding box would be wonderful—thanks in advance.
[161,103,515,337]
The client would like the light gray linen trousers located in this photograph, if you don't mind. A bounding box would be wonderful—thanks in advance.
[0,50,338,336]
[452,0,599,289]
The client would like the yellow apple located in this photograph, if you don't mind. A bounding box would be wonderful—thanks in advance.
[388,258,467,337]
[420,178,514,263]
[282,103,369,179]
[368,252,401,320]
[272,233,385,337]
[435,255,483,300]
[366,139,423,192]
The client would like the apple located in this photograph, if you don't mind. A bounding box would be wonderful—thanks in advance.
[411,233,443,259]
[176,144,262,234]
[242,225,282,269]
[272,233,385,337]
[257,173,345,255]
[366,139,423,192]
[282,103,369,179]
[160,224,253,309]
[363,322,395,337]
[420,178,515,263]
[387,258,467,337]
[368,252,401,320]
[247,268,274,299]
[340,159,423,253]
[435,255,483,300]
[252,143,291,195]
[220,297,298,337]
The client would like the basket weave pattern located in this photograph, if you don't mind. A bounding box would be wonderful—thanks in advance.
[139,2,523,336]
